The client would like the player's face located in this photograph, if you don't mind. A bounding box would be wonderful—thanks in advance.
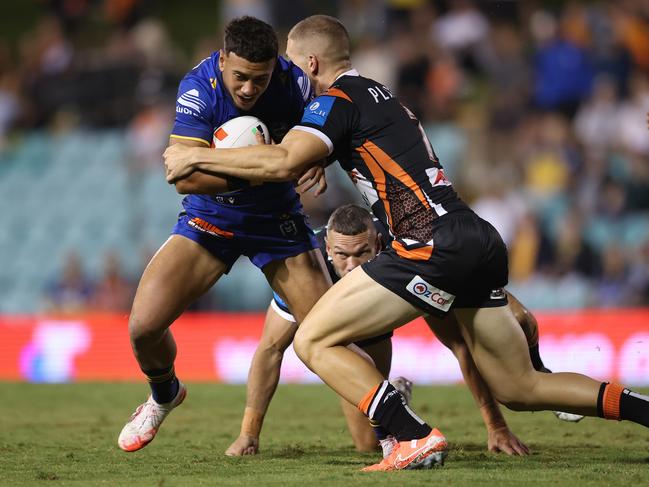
[326,229,380,278]
[219,50,275,111]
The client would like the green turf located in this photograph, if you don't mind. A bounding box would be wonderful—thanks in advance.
[0,383,647,486]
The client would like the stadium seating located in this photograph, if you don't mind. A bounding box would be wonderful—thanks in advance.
[0,131,272,312]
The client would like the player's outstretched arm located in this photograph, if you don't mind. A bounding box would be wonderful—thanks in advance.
[164,129,329,184]
[225,304,298,456]
[424,315,530,456]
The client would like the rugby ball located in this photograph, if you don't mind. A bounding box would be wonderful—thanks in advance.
[212,116,271,148]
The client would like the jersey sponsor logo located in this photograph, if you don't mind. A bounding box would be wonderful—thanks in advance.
[406,276,454,312]
[490,288,506,300]
[187,217,234,239]
[177,89,207,115]
[301,96,335,127]
[176,106,194,115]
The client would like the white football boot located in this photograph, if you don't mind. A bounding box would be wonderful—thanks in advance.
[553,410,585,422]
[118,382,187,452]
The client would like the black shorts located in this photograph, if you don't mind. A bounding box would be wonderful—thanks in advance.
[355,332,393,349]
[362,210,508,318]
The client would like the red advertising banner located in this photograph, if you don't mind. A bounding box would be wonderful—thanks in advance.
[0,310,647,384]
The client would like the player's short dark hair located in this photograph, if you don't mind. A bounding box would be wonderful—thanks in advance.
[327,204,375,236]
[224,16,278,62]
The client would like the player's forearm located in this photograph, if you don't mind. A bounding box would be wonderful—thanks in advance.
[191,145,302,182]
[240,343,284,438]
[455,346,507,430]
[246,346,283,413]
[174,170,229,194]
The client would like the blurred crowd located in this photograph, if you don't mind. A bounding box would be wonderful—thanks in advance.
[3,0,648,311]
[44,251,134,313]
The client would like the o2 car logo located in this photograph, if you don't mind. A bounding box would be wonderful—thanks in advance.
[412,282,428,295]
[406,276,454,311]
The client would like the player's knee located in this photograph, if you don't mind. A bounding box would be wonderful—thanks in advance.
[128,314,165,349]
[292,329,317,365]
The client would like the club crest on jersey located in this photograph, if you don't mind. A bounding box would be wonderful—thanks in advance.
[279,219,298,238]
[406,276,454,312]
[301,96,335,127]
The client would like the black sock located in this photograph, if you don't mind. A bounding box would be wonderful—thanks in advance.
[528,344,548,372]
[362,381,431,441]
[620,389,649,427]
[143,365,179,404]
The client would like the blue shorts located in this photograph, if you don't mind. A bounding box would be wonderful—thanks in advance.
[172,198,318,272]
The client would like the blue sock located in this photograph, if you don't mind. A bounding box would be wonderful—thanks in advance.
[143,365,179,404]
[370,419,390,441]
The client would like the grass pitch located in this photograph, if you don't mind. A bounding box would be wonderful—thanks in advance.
[0,383,647,486]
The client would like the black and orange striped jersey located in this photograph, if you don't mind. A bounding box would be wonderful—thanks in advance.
[294,69,469,261]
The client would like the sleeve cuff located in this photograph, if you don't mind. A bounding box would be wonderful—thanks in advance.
[292,126,333,155]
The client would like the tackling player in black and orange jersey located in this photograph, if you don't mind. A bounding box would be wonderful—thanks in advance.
[226,205,539,458]
[226,205,579,458]
[164,15,649,472]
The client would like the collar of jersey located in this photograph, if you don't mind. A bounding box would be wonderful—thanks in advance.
[334,68,359,82]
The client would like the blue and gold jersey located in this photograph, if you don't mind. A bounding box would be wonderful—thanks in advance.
[171,51,313,213]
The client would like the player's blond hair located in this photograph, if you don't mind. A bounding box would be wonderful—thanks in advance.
[288,15,351,64]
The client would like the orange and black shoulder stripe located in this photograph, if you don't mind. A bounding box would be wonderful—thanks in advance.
[325,87,353,102]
